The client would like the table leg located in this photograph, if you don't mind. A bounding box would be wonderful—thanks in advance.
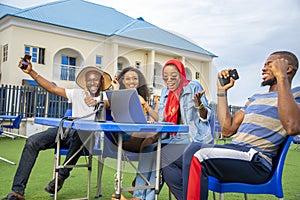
[115,133,123,199]
[54,137,61,200]
[155,133,162,200]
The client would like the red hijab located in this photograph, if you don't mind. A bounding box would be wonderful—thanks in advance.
[163,60,190,125]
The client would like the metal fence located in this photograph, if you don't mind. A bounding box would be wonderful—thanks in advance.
[0,84,242,120]
[0,84,69,118]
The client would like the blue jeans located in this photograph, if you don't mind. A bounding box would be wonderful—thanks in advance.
[133,143,188,200]
[11,127,83,195]
[133,144,157,200]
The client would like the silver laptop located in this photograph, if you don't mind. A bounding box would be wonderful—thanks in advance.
[106,89,147,124]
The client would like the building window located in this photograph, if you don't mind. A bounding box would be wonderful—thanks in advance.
[195,72,200,79]
[96,55,102,68]
[61,55,76,81]
[24,45,45,64]
[117,62,123,71]
[39,48,45,64]
[2,44,8,62]
[135,61,141,69]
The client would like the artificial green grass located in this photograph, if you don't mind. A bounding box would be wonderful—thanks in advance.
[0,137,299,200]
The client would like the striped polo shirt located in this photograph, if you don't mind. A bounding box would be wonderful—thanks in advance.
[231,86,300,161]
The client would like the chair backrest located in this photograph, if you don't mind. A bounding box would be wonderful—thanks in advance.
[271,136,292,175]
[64,109,72,117]
[12,115,24,129]
[105,108,113,121]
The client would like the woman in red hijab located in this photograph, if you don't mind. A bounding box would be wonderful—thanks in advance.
[163,59,190,125]
[115,60,214,200]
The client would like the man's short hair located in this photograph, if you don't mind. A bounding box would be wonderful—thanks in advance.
[271,51,298,72]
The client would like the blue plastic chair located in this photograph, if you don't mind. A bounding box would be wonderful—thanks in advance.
[1,115,24,135]
[292,135,300,150]
[63,109,72,118]
[208,136,293,200]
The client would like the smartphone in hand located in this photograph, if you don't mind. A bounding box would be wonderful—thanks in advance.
[218,69,239,86]
[21,54,32,69]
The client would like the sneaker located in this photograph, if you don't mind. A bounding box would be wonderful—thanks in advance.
[44,176,65,194]
[2,192,25,200]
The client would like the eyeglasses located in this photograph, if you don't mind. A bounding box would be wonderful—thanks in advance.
[162,75,179,81]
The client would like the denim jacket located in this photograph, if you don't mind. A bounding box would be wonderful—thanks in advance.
[158,81,213,144]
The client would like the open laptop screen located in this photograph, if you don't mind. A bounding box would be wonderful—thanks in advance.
[106,89,147,124]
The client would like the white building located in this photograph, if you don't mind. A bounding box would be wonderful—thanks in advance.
[0,0,216,100]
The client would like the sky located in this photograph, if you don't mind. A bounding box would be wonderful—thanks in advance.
[2,0,300,106]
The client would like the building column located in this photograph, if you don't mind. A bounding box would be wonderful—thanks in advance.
[148,50,155,87]
[181,56,186,66]
[112,43,118,74]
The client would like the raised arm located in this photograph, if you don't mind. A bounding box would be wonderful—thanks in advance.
[217,69,244,137]
[18,58,67,98]
[270,58,300,135]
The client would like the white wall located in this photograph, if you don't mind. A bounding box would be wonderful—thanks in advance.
[0,17,215,102]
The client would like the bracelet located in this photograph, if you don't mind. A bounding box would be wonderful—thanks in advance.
[195,102,205,110]
[34,73,40,80]
[217,93,227,97]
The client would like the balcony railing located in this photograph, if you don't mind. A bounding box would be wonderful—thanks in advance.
[53,63,80,81]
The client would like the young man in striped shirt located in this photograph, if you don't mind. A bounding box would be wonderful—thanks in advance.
[164,51,300,200]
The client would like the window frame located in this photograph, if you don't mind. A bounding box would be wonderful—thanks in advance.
[96,55,103,68]
[2,44,8,62]
[60,55,77,81]
[24,45,45,65]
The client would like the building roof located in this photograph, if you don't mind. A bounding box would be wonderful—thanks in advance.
[0,3,21,18]
[1,0,216,57]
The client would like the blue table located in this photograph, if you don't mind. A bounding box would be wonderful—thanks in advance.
[34,117,189,200]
